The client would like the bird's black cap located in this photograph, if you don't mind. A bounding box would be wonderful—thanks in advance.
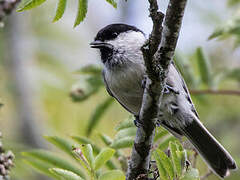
[94,23,144,41]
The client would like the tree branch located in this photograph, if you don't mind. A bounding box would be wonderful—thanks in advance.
[0,0,20,25]
[126,0,188,179]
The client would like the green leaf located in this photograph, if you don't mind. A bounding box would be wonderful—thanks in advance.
[50,168,84,180]
[228,0,240,7]
[224,68,240,81]
[53,0,67,22]
[110,137,134,149]
[174,54,198,88]
[98,170,125,180]
[23,159,58,178]
[74,65,102,76]
[155,149,175,179]
[208,28,224,40]
[86,97,114,136]
[154,127,169,142]
[99,133,124,159]
[158,136,177,151]
[153,151,168,180]
[17,0,47,12]
[70,77,102,102]
[169,142,182,178]
[115,116,135,131]
[94,148,115,170]
[195,47,213,87]
[72,147,91,173]
[71,136,101,155]
[22,150,85,178]
[175,140,184,151]
[99,133,113,146]
[180,168,200,180]
[74,0,88,27]
[115,127,136,140]
[105,0,117,8]
[73,135,117,170]
[80,144,95,169]
[44,136,74,158]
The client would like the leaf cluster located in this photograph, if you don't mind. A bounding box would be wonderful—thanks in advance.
[17,0,117,27]
[22,116,200,180]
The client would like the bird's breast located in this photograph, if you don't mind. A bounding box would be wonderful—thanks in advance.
[104,63,145,115]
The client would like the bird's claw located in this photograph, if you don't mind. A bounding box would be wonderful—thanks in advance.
[164,84,179,94]
[141,75,148,89]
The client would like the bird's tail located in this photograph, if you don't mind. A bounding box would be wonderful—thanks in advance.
[180,119,237,178]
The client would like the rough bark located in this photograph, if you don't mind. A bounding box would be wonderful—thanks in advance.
[126,0,188,179]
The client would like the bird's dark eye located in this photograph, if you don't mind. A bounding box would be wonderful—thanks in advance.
[113,32,118,37]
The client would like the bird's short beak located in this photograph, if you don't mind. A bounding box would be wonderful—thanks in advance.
[90,40,112,49]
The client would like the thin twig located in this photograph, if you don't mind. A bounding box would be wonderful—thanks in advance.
[126,0,188,179]
[190,89,240,96]
[200,171,213,180]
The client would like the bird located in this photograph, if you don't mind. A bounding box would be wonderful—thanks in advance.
[90,23,237,178]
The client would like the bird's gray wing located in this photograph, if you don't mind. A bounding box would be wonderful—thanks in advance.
[172,62,199,118]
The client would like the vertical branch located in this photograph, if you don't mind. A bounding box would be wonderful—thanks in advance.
[126,0,188,179]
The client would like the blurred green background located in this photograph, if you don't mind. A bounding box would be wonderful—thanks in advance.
[0,0,240,179]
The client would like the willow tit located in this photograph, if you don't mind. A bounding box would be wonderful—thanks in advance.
[90,23,237,178]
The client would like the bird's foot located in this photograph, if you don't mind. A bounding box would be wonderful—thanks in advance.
[164,84,179,94]
[141,75,148,89]
[155,119,161,127]
[134,116,143,128]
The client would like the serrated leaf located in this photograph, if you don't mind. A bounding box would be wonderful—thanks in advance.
[110,137,134,149]
[23,159,58,178]
[17,0,47,12]
[74,65,102,75]
[158,136,177,151]
[94,148,115,170]
[195,47,213,87]
[115,116,135,131]
[50,168,84,180]
[53,0,67,22]
[169,142,182,178]
[98,170,125,180]
[86,97,114,136]
[153,151,168,180]
[80,144,94,169]
[180,168,200,180]
[115,127,136,140]
[106,0,117,8]
[22,150,85,178]
[155,149,175,179]
[44,136,74,158]
[74,0,88,27]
